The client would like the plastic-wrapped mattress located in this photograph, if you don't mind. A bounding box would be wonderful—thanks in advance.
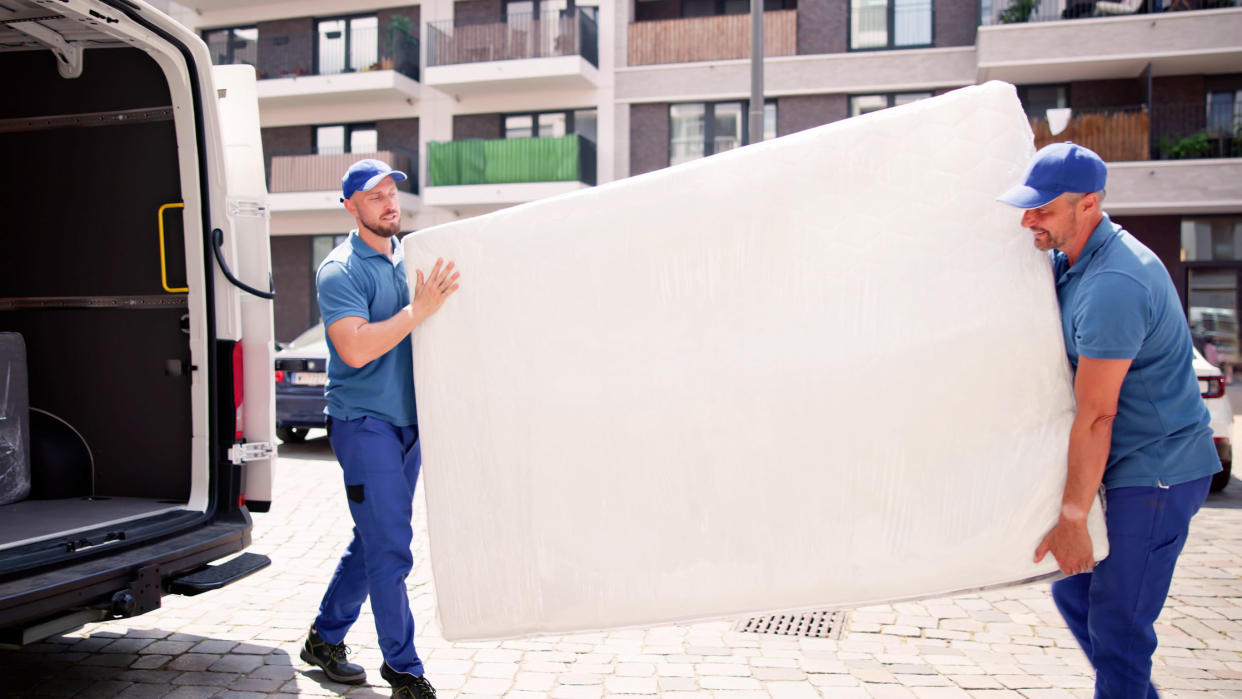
[403,81,1108,641]
[1,332,30,506]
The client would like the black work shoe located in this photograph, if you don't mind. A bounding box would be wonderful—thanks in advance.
[300,627,366,684]
[381,661,437,699]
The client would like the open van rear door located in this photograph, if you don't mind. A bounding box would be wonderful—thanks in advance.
[212,64,275,510]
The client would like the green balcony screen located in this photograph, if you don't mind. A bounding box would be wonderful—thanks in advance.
[428,135,584,186]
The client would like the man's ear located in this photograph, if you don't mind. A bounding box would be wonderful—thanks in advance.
[1080,192,1099,214]
[343,196,357,217]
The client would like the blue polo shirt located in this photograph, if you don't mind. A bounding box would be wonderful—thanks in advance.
[1052,214,1219,489]
[316,231,417,426]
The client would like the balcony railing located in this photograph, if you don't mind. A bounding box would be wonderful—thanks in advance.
[427,135,596,187]
[426,9,599,68]
[981,0,1235,25]
[1029,103,1241,161]
[628,10,796,65]
[268,148,417,195]
[205,26,419,81]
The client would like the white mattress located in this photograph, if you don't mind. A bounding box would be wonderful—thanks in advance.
[403,81,1108,642]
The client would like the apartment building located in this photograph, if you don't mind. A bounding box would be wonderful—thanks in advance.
[165,0,1241,351]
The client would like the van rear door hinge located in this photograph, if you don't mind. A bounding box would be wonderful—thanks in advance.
[228,441,274,465]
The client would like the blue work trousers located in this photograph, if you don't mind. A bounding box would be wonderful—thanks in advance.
[1051,475,1212,698]
[314,415,425,676]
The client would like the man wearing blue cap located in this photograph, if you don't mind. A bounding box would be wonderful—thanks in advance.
[999,142,1219,697]
[301,159,459,699]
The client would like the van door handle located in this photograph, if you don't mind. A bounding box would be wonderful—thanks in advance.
[158,202,188,293]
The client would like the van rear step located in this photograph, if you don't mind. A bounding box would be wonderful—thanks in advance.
[169,552,270,595]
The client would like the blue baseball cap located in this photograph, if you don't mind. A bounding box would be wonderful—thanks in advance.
[341,158,407,202]
[998,142,1107,209]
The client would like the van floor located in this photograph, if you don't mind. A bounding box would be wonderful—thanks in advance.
[0,498,185,551]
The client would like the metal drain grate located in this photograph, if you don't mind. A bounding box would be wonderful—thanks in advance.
[734,610,847,639]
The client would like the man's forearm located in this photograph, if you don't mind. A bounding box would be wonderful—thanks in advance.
[330,307,418,368]
[1062,411,1112,522]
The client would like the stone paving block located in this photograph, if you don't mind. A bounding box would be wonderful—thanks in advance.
[861,683,917,698]
[168,654,222,672]
[752,667,807,681]
[161,687,227,699]
[559,673,605,686]
[471,661,519,679]
[117,669,183,684]
[208,654,265,673]
[657,676,701,691]
[171,671,241,687]
[604,676,659,694]
[765,680,821,699]
[111,684,175,699]
[549,685,604,699]
[696,662,752,677]
[459,676,512,694]
[699,675,762,690]
[82,653,141,668]
[908,688,971,698]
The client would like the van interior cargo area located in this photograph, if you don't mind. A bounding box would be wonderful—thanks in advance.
[0,12,199,556]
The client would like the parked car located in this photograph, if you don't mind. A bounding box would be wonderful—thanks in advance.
[275,323,328,443]
[0,0,275,645]
[1193,348,1233,492]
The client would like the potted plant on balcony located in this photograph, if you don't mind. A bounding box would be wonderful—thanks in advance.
[385,15,415,73]
[999,0,1038,22]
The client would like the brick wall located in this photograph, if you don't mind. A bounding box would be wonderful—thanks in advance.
[452,114,502,140]
[797,0,846,55]
[378,118,420,153]
[1154,75,1206,106]
[777,94,848,137]
[629,102,669,176]
[934,0,977,48]
[256,17,314,79]
[1070,78,1145,109]
[271,235,313,342]
[455,0,504,24]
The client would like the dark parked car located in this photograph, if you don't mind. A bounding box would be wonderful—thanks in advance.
[275,323,328,443]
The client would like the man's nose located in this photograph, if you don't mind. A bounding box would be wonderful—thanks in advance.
[1021,209,1035,227]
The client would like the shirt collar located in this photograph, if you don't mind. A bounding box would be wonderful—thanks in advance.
[348,229,400,263]
[1064,213,1118,278]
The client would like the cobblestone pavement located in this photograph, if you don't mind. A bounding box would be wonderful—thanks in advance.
[3,431,1241,699]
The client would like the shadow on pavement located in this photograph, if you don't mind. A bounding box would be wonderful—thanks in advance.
[0,630,305,697]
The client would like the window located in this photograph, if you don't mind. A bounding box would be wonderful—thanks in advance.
[849,92,931,117]
[315,124,378,155]
[504,110,597,141]
[1207,90,1242,137]
[1017,85,1069,120]
[669,101,777,166]
[1182,217,1242,262]
[316,16,378,75]
[851,0,931,50]
[203,27,257,66]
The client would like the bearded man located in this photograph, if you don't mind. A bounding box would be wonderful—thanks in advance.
[301,159,459,699]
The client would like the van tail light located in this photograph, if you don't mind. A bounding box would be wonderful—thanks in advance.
[274,370,285,384]
[1215,436,1230,447]
[232,342,245,440]
[1201,375,1225,399]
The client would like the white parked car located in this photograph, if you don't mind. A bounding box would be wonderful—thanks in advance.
[1193,348,1233,492]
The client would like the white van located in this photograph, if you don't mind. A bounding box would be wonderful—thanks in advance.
[0,0,275,645]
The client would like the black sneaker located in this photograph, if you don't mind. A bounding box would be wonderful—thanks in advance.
[381,661,436,699]
[300,627,366,684]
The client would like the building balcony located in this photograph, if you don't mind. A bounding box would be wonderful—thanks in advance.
[1027,103,1242,215]
[977,5,1242,83]
[423,135,595,209]
[424,9,599,96]
[266,149,421,235]
[627,10,796,67]
[205,25,420,123]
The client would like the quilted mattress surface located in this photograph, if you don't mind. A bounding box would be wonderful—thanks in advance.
[403,81,1108,641]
